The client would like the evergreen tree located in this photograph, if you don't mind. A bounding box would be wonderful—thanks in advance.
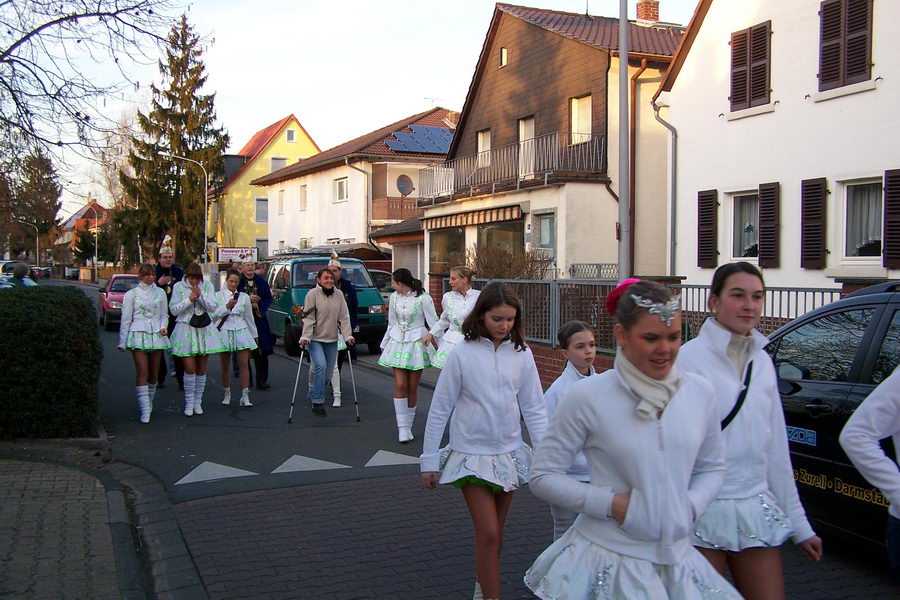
[121,14,228,264]
[12,149,62,262]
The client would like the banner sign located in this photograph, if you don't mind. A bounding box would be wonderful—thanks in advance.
[216,247,258,262]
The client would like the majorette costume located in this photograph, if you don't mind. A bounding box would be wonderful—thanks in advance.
[678,318,816,551]
[118,281,170,424]
[428,288,480,369]
[213,289,259,408]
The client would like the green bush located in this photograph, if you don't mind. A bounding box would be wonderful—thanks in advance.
[0,286,102,438]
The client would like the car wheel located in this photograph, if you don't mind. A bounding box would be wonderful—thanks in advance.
[104,318,116,332]
[284,323,301,357]
[99,310,105,326]
[367,341,381,355]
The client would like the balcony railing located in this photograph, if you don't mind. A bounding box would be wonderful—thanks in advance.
[371,197,423,221]
[419,131,606,202]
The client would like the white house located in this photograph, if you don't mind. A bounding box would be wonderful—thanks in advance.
[655,0,900,291]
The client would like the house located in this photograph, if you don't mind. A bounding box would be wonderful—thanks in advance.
[251,107,456,260]
[655,0,900,293]
[57,198,107,251]
[417,1,683,290]
[213,115,320,260]
[369,217,425,279]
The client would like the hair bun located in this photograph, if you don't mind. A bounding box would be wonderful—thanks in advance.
[605,278,641,315]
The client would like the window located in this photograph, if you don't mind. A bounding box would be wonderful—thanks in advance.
[286,129,296,143]
[212,203,218,223]
[477,129,491,168]
[500,47,508,67]
[299,185,308,211]
[278,240,284,250]
[570,95,591,144]
[477,221,525,254]
[271,157,287,172]
[255,238,268,259]
[255,198,268,223]
[873,311,900,384]
[845,181,882,257]
[730,21,771,111]
[534,213,556,259]
[278,189,285,215]
[518,117,535,178]
[334,177,348,202]
[271,265,288,290]
[429,227,465,274]
[771,308,873,382]
[819,0,873,92]
[732,193,759,257]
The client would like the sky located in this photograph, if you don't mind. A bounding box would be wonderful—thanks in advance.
[62,0,699,217]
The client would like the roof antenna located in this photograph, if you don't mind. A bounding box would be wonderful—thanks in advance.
[585,0,589,16]
[424,96,444,108]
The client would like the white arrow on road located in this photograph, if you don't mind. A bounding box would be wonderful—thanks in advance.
[271,455,352,473]
[175,461,258,485]
[364,450,420,467]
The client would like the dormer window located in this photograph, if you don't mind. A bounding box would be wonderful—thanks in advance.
[500,47,508,67]
[286,129,296,143]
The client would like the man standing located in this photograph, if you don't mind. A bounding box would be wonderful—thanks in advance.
[155,245,184,390]
[238,259,273,390]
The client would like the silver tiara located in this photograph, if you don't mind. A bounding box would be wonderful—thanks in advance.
[630,294,682,326]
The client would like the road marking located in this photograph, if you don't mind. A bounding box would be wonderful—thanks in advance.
[175,461,258,485]
[364,450,420,467]
[271,455,351,473]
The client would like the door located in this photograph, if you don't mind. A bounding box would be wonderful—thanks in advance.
[518,117,535,180]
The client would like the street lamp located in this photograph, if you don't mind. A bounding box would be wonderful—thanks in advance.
[84,203,99,283]
[15,220,39,268]
[159,151,210,263]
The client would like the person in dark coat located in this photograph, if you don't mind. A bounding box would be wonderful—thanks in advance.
[238,259,273,390]
[155,245,184,390]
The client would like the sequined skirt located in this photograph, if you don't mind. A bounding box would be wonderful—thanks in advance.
[429,338,460,369]
[125,331,170,351]
[220,327,258,353]
[437,445,532,493]
[378,338,432,370]
[525,528,742,600]
[170,322,228,357]
[692,491,794,551]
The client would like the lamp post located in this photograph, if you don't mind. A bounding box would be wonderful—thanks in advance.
[16,221,39,268]
[84,203,99,283]
[159,151,210,263]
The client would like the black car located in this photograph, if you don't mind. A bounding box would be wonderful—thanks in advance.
[765,282,900,544]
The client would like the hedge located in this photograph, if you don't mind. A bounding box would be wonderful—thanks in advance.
[0,286,102,438]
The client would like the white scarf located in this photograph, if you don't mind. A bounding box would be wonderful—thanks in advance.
[614,347,680,420]
[136,281,156,301]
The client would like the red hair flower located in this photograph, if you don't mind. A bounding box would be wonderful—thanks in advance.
[605,278,641,315]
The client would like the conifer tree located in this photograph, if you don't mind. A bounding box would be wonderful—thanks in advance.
[11,149,62,261]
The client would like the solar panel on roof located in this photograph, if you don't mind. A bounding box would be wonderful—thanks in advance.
[386,126,452,155]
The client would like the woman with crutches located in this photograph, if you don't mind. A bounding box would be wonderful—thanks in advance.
[299,268,354,417]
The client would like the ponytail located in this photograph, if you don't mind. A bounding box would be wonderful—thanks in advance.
[392,268,424,297]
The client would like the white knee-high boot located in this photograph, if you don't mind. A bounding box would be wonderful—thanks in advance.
[136,385,150,424]
[147,383,157,411]
[222,387,232,405]
[331,364,342,407]
[240,387,252,407]
[183,374,196,416]
[194,374,206,415]
[393,398,412,443]
[473,582,484,600]
[406,404,417,441]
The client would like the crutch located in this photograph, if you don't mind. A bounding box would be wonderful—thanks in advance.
[345,344,361,422]
[287,347,306,424]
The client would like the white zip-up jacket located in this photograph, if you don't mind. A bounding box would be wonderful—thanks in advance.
[118,283,168,348]
[420,337,549,472]
[169,279,219,323]
[381,291,439,346]
[678,319,816,544]
[839,366,900,519]
[429,289,480,345]
[529,369,725,564]
[213,290,258,336]
[543,361,596,481]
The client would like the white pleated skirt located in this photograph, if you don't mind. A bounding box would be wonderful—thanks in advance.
[692,491,794,551]
[378,338,432,370]
[125,331,170,351]
[170,322,228,357]
[437,444,532,493]
[220,327,258,353]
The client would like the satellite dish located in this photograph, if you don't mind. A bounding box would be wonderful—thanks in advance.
[397,174,415,197]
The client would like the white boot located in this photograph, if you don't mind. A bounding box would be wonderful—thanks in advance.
[136,385,150,424]
[240,387,252,407]
[147,383,157,411]
[331,364,342,407]
[394,398,412,443]
[473,582,484,600]
[183,374,196,416]
[406,404,417,442]
[194,374,206,415]
[222,387,232,405]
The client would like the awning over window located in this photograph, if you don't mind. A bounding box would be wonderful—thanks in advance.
[422,205,522,230]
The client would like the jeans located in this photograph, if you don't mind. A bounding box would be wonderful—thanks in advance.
[888,515,900,583]
[307,341,338,404]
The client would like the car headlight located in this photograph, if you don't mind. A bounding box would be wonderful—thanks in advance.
[368,304,384,314]
[109,301,123,309]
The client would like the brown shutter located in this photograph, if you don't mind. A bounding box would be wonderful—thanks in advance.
[730,29,750,111]
[758,182,780,268]
[698,189,719,268]
[844,0,872,85]
[819,0,844,91]
[749,21,771,107]
[801,178,828,269]
[884,170,900,269]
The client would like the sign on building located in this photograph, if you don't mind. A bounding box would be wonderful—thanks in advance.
[216,247,259,263]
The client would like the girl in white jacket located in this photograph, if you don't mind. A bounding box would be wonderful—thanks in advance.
[525,279,740,600]
[421,282,548,600]
[423,265,480,369]
[118,263,170,424]
[214,269,259,408]
[678,262,822,600]
[542,320,597,540]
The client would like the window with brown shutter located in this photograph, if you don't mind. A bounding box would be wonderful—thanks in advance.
[801,178,828,269]
[698,189,718,268]
[730,21,771,112]
[819,0,872,92]
[758,182,780,268]
[884,170,900,269]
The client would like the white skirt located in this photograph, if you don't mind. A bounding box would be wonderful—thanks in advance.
[220,327,258,353]
[170,322,228,357]
[692,491,794,551]
[437,445,532,492]
[125,331,170,351]
[525,528,742,600]
[429,338,461,369]
[378,338,432,370]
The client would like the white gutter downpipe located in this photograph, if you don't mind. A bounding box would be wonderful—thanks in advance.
[652,98,678,277]
[345,156,374,246]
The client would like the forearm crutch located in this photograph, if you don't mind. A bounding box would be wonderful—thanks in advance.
[287,347,306,424]
[345,347,361,422]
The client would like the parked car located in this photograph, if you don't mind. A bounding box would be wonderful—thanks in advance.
[0,260,26,275]
[30,266,51,279]
[0,274,13,289]
[369,269,395,304]
[265,255,386,354]
[99,274,140,331]
[765,281,900,544]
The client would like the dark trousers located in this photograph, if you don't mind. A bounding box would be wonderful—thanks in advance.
[158,315,183,388]
[888,515,900,583]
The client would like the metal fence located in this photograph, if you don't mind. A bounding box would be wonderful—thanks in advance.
[569,263,619,279]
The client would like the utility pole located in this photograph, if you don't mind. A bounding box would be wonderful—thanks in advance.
[159,152,210,263]
[618,0,632,282]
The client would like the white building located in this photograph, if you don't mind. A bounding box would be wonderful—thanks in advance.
[656,0,900,290]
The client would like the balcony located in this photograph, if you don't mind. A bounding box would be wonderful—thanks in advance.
[418,131,606,204]
[371,197,424,222]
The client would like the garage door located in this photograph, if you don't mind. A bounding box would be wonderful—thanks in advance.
[393,243,423,280]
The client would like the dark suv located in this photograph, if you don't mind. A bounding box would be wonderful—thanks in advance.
[765,282,900,544]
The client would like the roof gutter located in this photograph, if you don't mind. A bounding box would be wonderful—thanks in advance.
[652,97,678,277]
[345,156,374,246]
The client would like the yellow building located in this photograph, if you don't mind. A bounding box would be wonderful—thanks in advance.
[213,115,320,259]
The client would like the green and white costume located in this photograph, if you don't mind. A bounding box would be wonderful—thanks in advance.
[429,288,480,369]
[212,290,258,352]
[378,290,438,370]
[118,282,170,352]
[168,279,227,357]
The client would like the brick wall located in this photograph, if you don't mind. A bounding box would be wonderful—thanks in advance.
[531,342,614,389]
[429,274,445,316]
[637,0,659,22]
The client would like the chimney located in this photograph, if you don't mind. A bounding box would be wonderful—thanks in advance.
[636,0,659,23]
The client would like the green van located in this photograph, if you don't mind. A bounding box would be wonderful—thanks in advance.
[265,255,386,354]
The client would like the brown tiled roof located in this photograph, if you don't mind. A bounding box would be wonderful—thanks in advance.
[498,3,684,57]
[251,108,458,187]
[224,115,321,191]
[370,217,423,239]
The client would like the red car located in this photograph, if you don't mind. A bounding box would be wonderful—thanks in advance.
[99,274,140,331]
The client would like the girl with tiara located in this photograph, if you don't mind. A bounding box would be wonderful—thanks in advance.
[214,268,259,408]
[423,265,480,369]
[525,279,740,599]
[118,263,170,424]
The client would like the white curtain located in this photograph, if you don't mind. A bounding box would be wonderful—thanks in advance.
[733,194,759,257]
[846,182,883,257]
